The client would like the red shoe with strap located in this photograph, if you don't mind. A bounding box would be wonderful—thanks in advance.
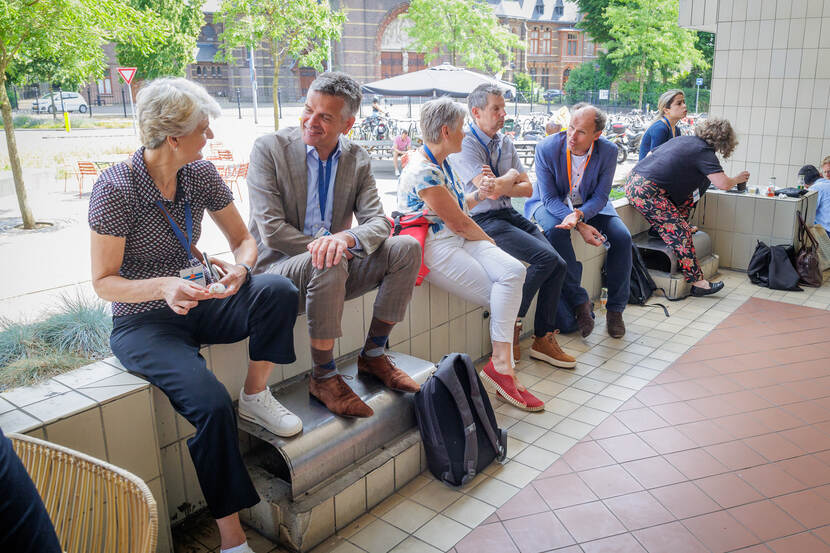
[479,359,526,409]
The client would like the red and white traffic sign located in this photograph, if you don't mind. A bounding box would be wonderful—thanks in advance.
[117,67,137,85]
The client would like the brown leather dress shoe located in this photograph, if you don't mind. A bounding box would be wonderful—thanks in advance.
[358,354,420,393]
[513,321,522,361]
[606,310,626,338]
[574,301,595,338]
[309,374,373,418]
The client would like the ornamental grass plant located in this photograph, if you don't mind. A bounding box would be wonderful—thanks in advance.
[0,295,112,391]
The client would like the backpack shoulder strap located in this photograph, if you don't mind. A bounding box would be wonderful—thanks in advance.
[458,354,506,462]
[434,356,479,486]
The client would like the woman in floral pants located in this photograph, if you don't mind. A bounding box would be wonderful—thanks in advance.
[625,119,749,297]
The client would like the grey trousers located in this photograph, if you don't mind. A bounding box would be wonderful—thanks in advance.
[266,235,421,339]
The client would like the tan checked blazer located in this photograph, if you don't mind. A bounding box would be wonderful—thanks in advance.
[247,126,391,273]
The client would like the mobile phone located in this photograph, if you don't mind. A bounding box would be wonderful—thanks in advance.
[202,251,222,282]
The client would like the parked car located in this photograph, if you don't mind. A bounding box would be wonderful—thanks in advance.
[543,89,564,102]
[32,92,88,114]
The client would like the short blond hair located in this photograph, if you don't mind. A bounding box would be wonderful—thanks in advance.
[136,78,221,149]
[821,155,830,167]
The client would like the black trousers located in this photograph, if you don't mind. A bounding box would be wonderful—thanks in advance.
[473,207,567,336]
[110,274,299,519]
[0,427,62,553]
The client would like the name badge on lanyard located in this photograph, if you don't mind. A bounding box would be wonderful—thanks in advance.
[693,188,701,203]
[156,200,207,287]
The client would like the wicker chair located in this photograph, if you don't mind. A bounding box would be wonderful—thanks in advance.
[9,433,158,553]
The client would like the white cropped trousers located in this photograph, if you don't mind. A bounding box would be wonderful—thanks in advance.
[423,233,526,344]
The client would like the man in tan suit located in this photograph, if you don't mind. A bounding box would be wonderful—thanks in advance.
[248,72,421,418]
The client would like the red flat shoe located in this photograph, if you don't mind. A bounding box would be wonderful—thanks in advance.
[480,359,527,409]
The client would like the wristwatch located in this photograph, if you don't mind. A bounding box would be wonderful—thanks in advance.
[239,263,252,283]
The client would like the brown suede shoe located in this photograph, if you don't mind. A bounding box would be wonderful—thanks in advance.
[606,310,626,338]
[358,354,420,393]
[530,331,577,368]
[309,374,373,418]
[513,321,522,361]
[574,301,595,338]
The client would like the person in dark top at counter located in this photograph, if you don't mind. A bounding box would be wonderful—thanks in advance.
[638,90,687,160]
[625,118,749,297]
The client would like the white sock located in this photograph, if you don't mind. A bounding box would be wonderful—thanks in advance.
[220,542,251,553]
[241,389,266,402]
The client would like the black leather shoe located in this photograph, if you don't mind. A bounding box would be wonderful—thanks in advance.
[690,281,724,297]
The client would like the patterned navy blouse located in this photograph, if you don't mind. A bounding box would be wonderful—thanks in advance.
[88,147,233,316]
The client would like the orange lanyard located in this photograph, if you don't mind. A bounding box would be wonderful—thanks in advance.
[566,143,594,193]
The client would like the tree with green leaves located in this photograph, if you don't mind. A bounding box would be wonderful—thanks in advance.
[116,0,206,80]
[575,0,614,44]
[403,0,524,73]
[215,0,346,130]
[604,0,704,109]
[0,0,162,229]
[563,61,613,101]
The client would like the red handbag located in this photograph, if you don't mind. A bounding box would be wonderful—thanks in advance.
[388,210,431,285]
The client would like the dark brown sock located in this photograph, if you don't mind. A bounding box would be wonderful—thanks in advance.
[311,347,337,379]
[363,317,395,357]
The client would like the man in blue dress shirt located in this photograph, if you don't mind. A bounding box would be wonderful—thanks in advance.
[525,104,632,338]
[450,84,575,369]
[247,73,421,418]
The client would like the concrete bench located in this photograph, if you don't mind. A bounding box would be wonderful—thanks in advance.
[632,230,719,299]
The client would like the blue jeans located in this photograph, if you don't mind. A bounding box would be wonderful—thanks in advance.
[533,206,632,314]
[473,207,566,335]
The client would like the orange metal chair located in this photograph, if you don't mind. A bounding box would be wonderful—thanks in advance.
[229,162,249,198]
[74,161,100,197]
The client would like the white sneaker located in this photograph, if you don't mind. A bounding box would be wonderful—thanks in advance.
[220,542,256,553]
[238,388,302,437]
[395,169,400,176]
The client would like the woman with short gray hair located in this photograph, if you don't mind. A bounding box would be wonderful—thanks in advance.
[397,97,541,411]
[89,78,300,553]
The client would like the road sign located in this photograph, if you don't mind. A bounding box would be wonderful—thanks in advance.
[696,77,704,86]
[599,89,610,100]
[117,67,137,85]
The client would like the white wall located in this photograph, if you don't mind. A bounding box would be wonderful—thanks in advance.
[680,0,830,187]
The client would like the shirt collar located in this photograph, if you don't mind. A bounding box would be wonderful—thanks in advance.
[469,121,502,146]
[131,147,189,205]
[306,140,342,163]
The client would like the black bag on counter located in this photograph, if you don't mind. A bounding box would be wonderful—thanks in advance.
[747,241,802,291]
[414,353,507,488]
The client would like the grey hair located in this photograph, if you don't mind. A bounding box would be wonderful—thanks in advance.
[420,97,467,143]
[571,102,607,133]
[136,78,221,149]
[467,83,504,117]
[308,71,362,118]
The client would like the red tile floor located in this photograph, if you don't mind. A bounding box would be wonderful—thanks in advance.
[451,298,830,553]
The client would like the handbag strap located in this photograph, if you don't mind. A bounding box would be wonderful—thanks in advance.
[798,209,818,250]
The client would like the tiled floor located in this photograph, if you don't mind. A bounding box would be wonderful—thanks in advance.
[174,270,830,553]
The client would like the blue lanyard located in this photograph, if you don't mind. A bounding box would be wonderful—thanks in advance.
[155,200,196,260]
[468,123,501,177]
[317,154,334,219]
[423,144,463,209]
[662,116,677,138]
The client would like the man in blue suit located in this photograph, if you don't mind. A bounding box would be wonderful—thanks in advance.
[525,104,631,338]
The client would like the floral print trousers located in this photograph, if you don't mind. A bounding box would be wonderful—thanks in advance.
[624,173,703,283]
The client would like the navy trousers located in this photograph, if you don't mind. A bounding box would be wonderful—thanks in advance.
[0,427,62,553]
[473,207,567,335]
[533,207,632,316]
[110,274,298,519]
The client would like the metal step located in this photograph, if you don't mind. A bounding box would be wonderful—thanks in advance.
[632,230,714,274]
[239,352,435,501]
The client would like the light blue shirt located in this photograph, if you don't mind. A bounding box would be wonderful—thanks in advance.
[811,178,830,230]
[304,143,361,250]
[449,121,525,216]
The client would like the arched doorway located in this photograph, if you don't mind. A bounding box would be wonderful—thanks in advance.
[379,15,426,79]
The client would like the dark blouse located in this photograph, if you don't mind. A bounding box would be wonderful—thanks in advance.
[632,135,723,205]
[88,147,233,316]
[638,118,681,160]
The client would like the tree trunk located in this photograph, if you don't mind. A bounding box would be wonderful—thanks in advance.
[272,49,281,130]
[637,57,645,111]
[0,77,36,229]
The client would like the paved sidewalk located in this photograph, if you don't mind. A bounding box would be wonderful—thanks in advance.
[171,273,830,552]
